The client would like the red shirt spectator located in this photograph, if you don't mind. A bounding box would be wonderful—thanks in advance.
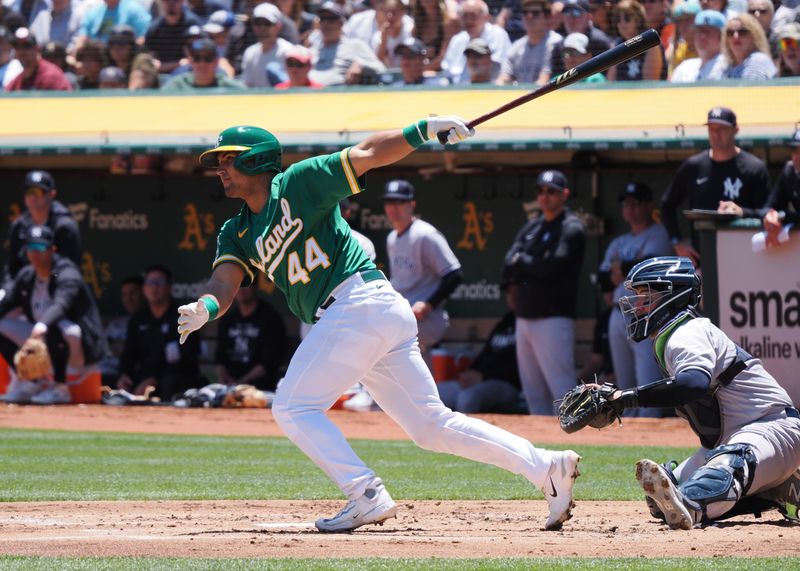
[274,46,324,89]
[5,27,72,91]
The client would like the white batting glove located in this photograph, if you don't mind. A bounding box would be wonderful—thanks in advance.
[177,300,209,345]
[427,115,474,145]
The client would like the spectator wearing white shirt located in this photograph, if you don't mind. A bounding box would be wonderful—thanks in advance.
[441,0,511,83]
[240,2,293,87]
[670,9,727,82]
[371,0,413,67]
[344,0,415,45]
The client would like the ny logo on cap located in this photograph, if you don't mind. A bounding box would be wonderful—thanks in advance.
[32,227,43,238]
[388,181,400,192]
[626,183,636,192]
[542,171,554,183]
[711,107,723,118]
[32,172,42,183]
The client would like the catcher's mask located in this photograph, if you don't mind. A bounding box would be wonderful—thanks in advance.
[199,125,282,175]
[619,256,701,342]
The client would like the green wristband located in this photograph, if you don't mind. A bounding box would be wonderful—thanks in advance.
[200,296,219,321]
[402,119,429,148]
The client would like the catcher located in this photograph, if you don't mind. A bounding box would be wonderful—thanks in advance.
[559,256,800,529]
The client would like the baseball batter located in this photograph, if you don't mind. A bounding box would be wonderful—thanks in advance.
[176,119,581,532]
[607,257,800,528]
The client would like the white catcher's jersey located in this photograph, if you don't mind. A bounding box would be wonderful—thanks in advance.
[386,218,460,305]
[662,317,794,437]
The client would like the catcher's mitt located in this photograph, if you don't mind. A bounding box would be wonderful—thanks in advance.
[558,383,623,434]
[222,384,272,408]
[13,338,53,380]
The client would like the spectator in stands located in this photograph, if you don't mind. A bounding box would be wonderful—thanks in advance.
[76,0,151,45]
[0,3,26,31]
[214,285,287,391]
[496,0,561,85]
[274,45,324,88]
[344,0,413,46]
[116,264,202,401]
[549,0,613,76]
[161,37,246,89]
[598,182,673,417]
[670,9,726,82]
[100,275,144,387]
[722,13,777,78]
[202,9,237,77]
[0,26,23,88]
[372,0,413,68]
[41,41,78,88]
[225,1,260,75]
[495,0,525,43]
[106,25,139,79]
[98,64,127,87]
[74,39,108,89]
[28,0,80,49]
[666,0,700,75]
[561,32,606,81]
[145,0,203,74]
[5,27,72,91]
[128,51,161,88]
[747,0,778,60]
[588,0,613,35]
[309,1,386,86]
[441,0,511,83]
[575,305,615,384]
[2,170,81,292]
[0,225,108,405]
[436,283,523,414]
[391,37,449,85]
[607,0,666,80]
[550,0,566,34]
[411,0,459,72]
[502,169,586,415]
[276,0,315,45]
[384,179,464,363]
[187,0,228,23]
[463,37,499,82]
[660,106,771,265]
[776,22,800,76]
[772,0,799,33]
[643,0,675,50]
[760,128,800,245]
[240,2,292,87]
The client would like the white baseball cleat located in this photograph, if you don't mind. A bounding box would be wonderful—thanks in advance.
[543,450,581,530]
[636,459,694,530]
[315,478,397,533]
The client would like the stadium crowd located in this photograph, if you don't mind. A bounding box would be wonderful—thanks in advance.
[1,0,799,91]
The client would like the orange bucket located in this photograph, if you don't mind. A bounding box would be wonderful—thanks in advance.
[0,354,9,395]
[67,368,102,403]
[431,349,458,382]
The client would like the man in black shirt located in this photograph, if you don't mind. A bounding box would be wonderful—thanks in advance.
[116,264,202,401]
[660,106,771,265]
[502,169,586,415]
[214,285,286,392]
[548,0,612,76]
[144,0,202,73]
[761,128,800,246]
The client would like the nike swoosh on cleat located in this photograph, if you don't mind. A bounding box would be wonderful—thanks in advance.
[549,477,557,497]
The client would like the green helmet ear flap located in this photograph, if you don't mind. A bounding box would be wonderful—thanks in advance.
[234,140,283,175]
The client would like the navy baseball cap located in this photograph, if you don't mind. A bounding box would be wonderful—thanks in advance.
[26,225,54,251]
[618,182,653,202]
[537,170,568,191]
[705,106,737,127]
[394,37,427,57]
[788,129,800,148]
[23,170,55,193]
[383,179,416,201]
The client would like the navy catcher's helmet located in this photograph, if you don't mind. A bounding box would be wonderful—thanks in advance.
[618,256,701,342]
[199,125,282,175]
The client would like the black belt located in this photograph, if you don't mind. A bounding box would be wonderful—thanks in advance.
[786,407,800,419]
[318,269,386,313]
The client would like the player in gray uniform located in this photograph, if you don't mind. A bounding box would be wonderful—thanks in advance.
[176,119,581,533]
[384,179,463,360]
[597,182,673,417]
[603,256,800,529]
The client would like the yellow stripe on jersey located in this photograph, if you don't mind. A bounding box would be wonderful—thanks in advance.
[340,148,361,195]
[212,254,255,284]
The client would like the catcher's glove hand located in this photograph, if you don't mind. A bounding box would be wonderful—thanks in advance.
[558,382,623,434]
[13,338,53,381]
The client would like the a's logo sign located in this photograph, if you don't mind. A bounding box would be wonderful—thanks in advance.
[457,201,493,251]
[178,203,216,251]
[723,177,743,201]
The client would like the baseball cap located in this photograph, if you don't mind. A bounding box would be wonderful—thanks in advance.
[26,225,54,251]
[394,37,427,57]
[99,66,127,85]
[23,170,55,193]
[563,33,590,54]
[190,37,217,55]
[694,9,726,30]
[383,179,415,201]
[618,182,653,202]
[777,22,800,41]
[204,9,236,34]
[562,0,591,15]
[286,45,313,64]
[537,169,568,191]
[464,37,491,56]
[183,25,208,41]
[317,1,346,19]
[705,106,737,127]
[787,128,800,148]
[12,27,37,47]
[108,24,136,45]
[252,2,282,23]
[673,0,700,19]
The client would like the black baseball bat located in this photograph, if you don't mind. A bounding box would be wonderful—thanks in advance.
[437,28,661,144]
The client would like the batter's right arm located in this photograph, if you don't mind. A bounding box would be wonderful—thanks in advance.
[177,263,244,344]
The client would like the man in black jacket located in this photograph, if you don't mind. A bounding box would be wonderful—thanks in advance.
[0,225,107,404]
[2,170,81,292]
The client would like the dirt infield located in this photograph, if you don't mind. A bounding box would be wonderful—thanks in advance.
[0,405,796,559]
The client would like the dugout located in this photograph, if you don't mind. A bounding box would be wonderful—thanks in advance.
[0,79,798,373]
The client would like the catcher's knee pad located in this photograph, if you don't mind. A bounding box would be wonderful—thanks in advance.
[679,444,755,522]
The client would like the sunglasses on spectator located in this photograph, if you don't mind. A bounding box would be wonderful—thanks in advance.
[747,7,769,15]
[726,28,750,37]
[192,53,216,62]
[522,9,544,17]
[780,37,799,51]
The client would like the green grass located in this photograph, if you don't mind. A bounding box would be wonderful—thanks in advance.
[0,428,692,502]
[0,558,797,571]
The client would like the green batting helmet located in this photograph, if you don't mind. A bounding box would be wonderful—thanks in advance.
[199,125,282,175]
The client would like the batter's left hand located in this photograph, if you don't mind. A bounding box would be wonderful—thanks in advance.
[177,300,209,344]
[427,115,474,145]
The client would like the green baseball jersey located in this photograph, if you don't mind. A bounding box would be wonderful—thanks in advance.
[213,149,376,324]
